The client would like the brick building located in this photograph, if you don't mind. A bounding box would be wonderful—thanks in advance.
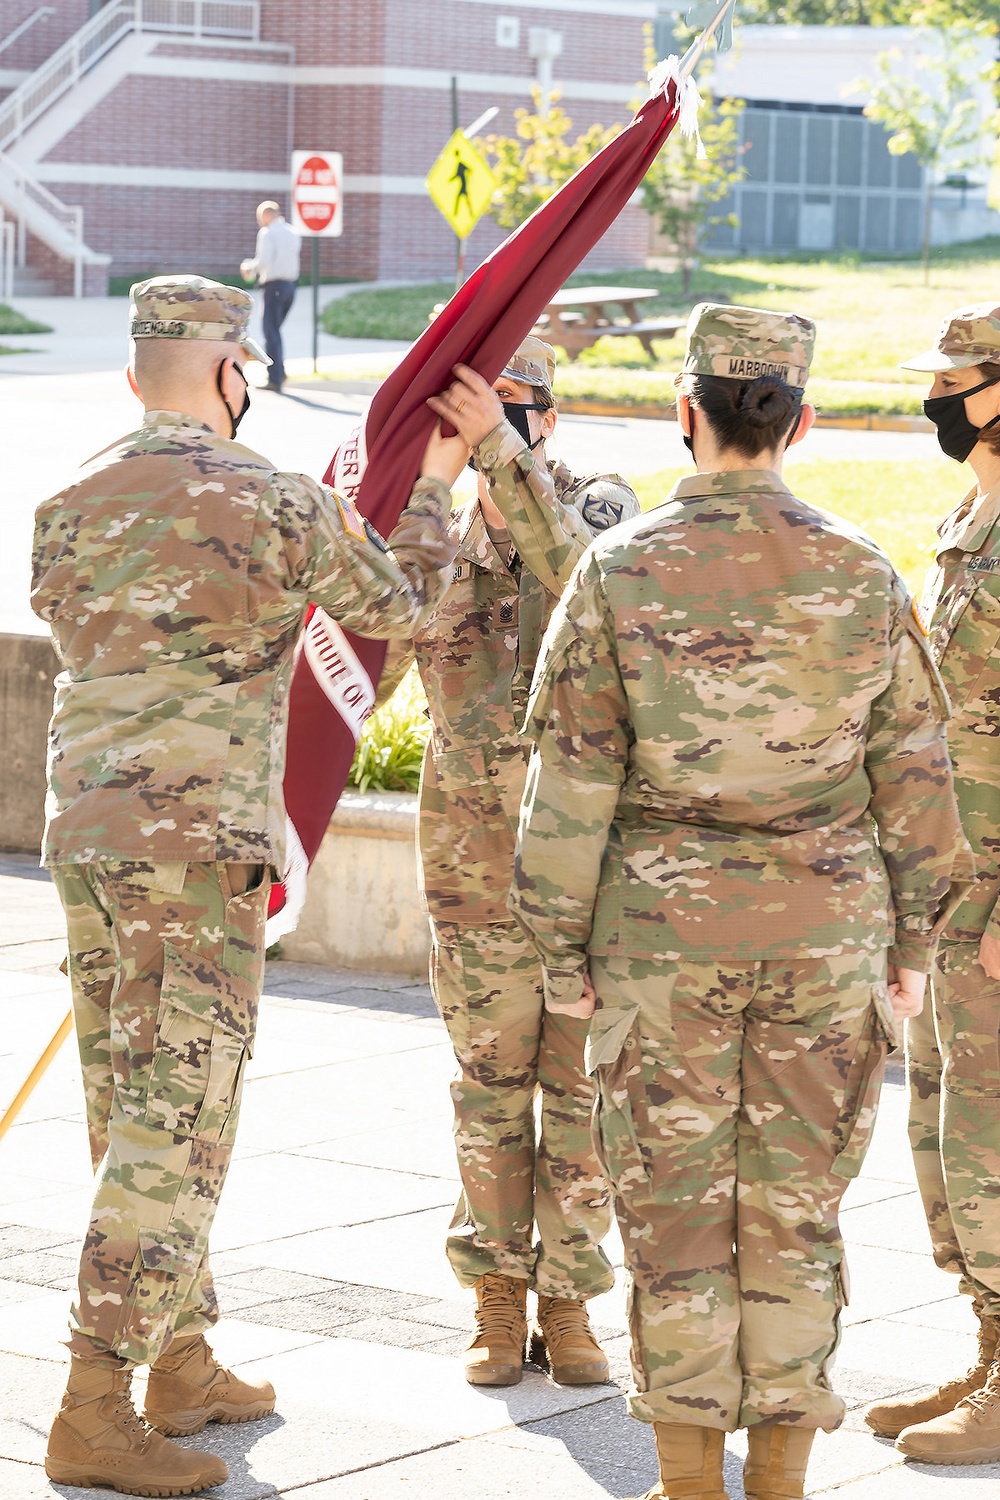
[0,0,654,293]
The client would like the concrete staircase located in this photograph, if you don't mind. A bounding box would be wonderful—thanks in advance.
[0,0,261,296]
[11,265,54,296]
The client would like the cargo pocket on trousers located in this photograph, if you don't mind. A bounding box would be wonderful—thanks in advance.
[116,1226,205,1363]
[831,986,892,1181]
[586,1004,650,1195]
[145,945,256,1145]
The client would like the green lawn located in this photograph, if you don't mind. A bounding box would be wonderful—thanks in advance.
[629,456,968,595]
[0,302,51,335]
[319,242,1000,417]
[0,300,51,353]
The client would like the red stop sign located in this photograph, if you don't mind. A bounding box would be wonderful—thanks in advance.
[293,154,340,234]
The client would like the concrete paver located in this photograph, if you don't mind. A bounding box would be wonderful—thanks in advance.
[0,851,998,1497]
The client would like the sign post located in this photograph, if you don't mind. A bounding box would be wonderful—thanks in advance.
[290,149,344,375]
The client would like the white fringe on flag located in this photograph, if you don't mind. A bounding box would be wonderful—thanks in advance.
[266,813,310,946]
[648,55,707,160]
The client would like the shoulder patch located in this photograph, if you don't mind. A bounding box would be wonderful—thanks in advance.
[331,490,366,541]
[581,490,626,532]
[911,597,929,637]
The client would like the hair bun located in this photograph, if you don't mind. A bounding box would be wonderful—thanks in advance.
[738,376,797,429]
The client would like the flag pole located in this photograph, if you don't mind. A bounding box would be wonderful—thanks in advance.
[0,1009,73,1144]
[679,0,738,79]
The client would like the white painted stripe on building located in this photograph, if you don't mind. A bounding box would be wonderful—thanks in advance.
[33,162,430,195]
[135,54,637,104]
[456,0,653,12]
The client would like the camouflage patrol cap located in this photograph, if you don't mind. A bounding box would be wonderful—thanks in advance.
[683,303,815,390]
[499,336,556,401]
[901,303,1000,372]
[129,274,270,364]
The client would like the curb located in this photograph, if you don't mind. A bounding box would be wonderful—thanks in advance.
[287,380,933,434]
[526,399,933,433]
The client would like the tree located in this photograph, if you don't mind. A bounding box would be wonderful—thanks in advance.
[640,49,746,297]
[857,30,986,281]
[911,2,1000,105]
[713,1,906,22]
[477,89,621,231]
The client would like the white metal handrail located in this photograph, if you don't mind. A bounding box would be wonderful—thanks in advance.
[0,0,259,295]
[137,1,259,38]
[0,217,14,301]
[0,0,259,152]
[0,148,85,294]
[0,6,56,59]
[0,2,134,151]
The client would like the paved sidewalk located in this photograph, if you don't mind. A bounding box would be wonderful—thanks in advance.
[0,854,998,1498]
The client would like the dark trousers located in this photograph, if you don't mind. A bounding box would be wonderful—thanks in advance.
[262,279,296,386]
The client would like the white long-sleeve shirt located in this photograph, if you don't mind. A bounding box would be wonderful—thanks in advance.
[247,216,301,283]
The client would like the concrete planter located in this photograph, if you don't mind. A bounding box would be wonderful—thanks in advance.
[279,791,430,976]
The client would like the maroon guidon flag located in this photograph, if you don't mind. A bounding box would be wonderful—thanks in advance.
[267,40,720,938]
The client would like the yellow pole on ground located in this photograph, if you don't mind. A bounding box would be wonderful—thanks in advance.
[0,1009,73,1143]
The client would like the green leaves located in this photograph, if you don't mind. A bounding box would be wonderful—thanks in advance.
[348,665,429,794]
[476,89,621,231]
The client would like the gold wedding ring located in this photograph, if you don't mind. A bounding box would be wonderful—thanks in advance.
[455,400,465,412]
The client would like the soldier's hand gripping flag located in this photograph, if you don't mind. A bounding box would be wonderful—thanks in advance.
[267,0,738,938]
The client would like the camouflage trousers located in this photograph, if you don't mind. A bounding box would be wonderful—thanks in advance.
[908,940,1000,1318]
[589,950,892,1432]
[430,919,614,1298]
[50,858,270,1368]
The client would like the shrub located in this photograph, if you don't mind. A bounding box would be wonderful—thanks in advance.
[348,664,429,794]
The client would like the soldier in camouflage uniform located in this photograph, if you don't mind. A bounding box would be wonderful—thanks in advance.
[867,304,1000,1466]
[510,304,972,1500]
[32,275,463,1496]
[382,339,639,1386]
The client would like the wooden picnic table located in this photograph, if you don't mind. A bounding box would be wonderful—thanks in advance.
[535,285,683,360]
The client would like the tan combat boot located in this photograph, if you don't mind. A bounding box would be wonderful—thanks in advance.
[895,1353,1000,1464]
[530,1294,610,1384]
[635,1422,728,1499]
[743,1421,815,1499]
[866,1310,1000,1439]
[463,1271,528,1386]
[145,1332,276,1436]
[45,1357,228,1496]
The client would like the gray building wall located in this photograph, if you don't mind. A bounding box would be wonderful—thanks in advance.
[706,101,926,256]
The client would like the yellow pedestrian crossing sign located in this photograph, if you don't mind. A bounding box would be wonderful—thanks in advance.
[426,130,497,240]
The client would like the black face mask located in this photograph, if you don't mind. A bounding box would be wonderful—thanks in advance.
[468,399,549,470]
[502,399,548,449]
[925,375,1000,464]
[217,359,250,439]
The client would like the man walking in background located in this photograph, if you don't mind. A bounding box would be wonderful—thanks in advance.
[241,199,301,392]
